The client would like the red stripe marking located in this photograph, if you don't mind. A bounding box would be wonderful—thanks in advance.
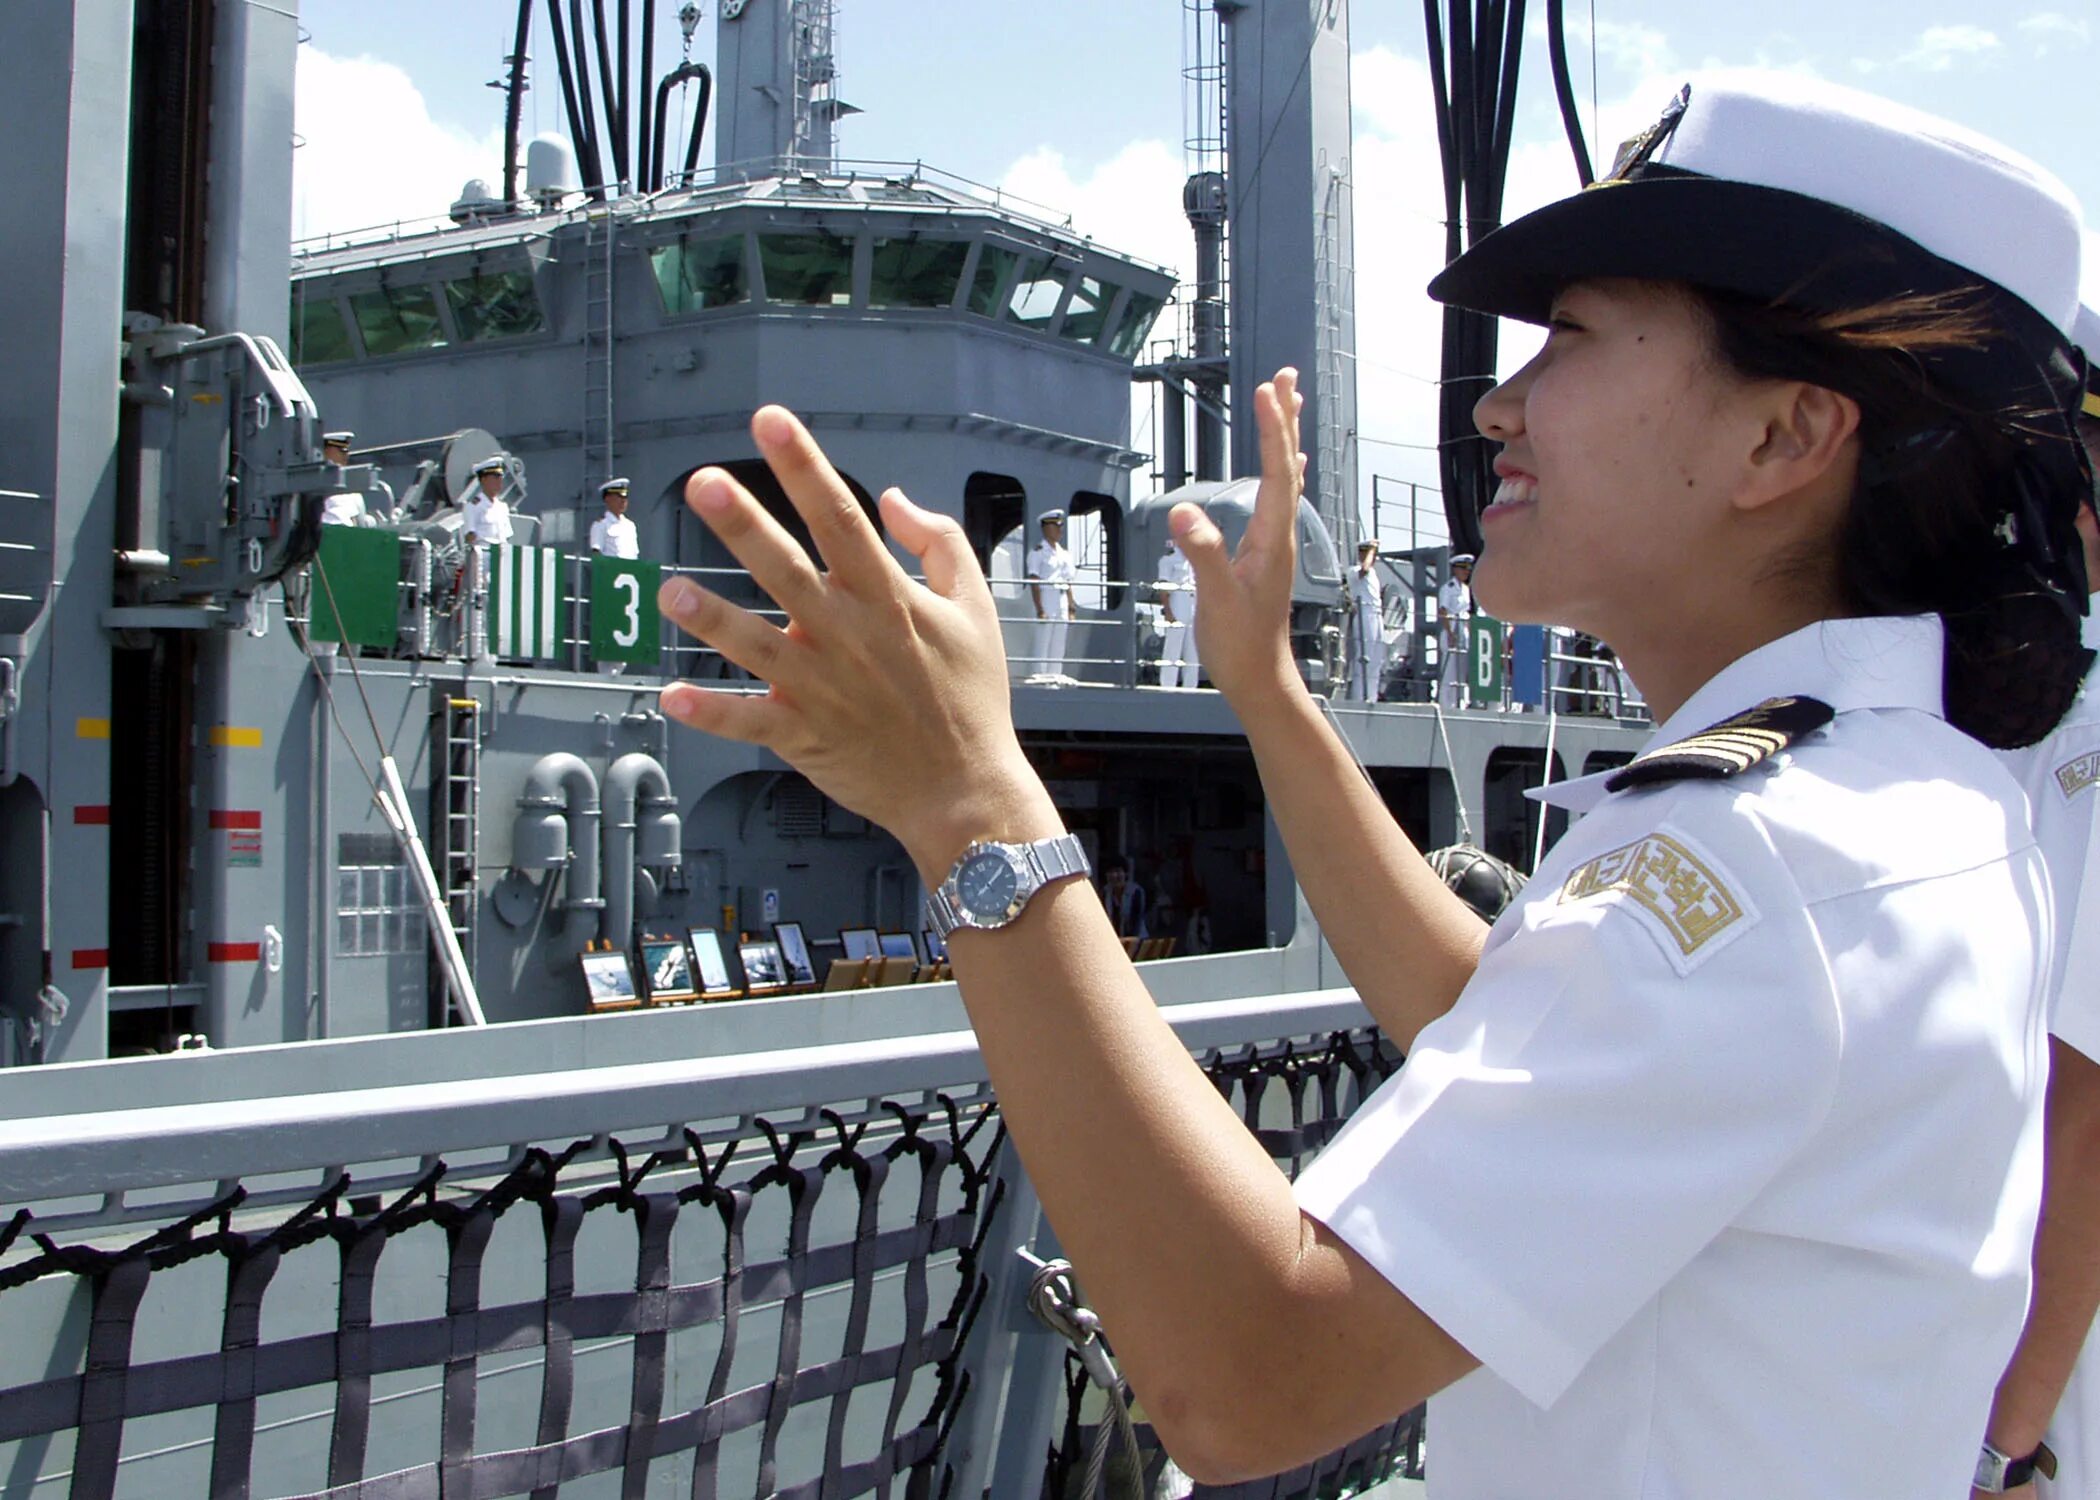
[209,809,262,831]
[73,805,110,825]
[71,949,108,970]
[208,942,261,963]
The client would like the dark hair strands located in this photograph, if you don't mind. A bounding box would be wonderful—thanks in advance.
[1691,285,2090,748]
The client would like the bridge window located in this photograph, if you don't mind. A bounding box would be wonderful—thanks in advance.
[1060,277,1115,344]
[348,283,447,356]
[1005,255,1067,330]
[966,246,1018,315]
[289,290,354,365]
[760,230,854,306]
[869,236,969,309]
[650,233,748,313]
[445,269,547,340]
[1108,292,1165,359]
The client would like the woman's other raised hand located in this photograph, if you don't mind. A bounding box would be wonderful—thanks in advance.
[1170,369,1307,704]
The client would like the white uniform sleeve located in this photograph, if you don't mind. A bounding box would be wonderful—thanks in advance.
[2054,793,2100,1063]
[1295,825,1840,1408]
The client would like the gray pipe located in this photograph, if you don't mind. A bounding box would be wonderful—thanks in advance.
[518,752,604,948]
[603,752,677,948]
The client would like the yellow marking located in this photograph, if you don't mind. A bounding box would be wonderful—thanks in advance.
[209,726,264,749]
[2083,391,2100,420]
[2057,751,2100,800]
[190,392,223,405]
[1561,833,1745,957]
[75,717,110,740]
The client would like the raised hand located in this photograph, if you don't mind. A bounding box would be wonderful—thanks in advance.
[656,407,1056,881]
[1169,369,1307,703]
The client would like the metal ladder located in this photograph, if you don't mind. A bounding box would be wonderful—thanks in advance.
[432,695,481,1025]
[580,208,617,493]
[1314,163,1354,545]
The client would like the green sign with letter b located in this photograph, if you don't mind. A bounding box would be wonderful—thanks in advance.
[590,556,662,666]
[1467,617,1505,705]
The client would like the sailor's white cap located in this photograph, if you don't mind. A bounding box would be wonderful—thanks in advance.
[1431,71,2085,387]
[322,430,354,447]
[473,455,508,476]
[1450,553,1476,566]
[1039,509,1066,524]
[600,476,631,494]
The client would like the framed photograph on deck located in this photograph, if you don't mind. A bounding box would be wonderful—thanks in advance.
[579,949,640,1011]
[639,937,697,1004]
[878,930,921,965]
[686,927,737,998]
[738,939,789,994]
[839,926,881,962]
[773,922,816,987]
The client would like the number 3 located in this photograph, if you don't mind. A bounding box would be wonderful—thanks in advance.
[613,572,641,647]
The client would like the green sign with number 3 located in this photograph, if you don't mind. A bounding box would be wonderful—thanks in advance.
[589,556,662,665]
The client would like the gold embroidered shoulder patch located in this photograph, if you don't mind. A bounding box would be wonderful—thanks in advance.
[1559,832,1756,974]
[2055,750,2100,801]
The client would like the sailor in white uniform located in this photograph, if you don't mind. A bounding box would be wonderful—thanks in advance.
[589,477,639,559]
[1156,535,1199,688]
[650,75,2093,1498]
[1436,553,1473,707]
[318,431,368,527]
[1345,541,1385,701]
[462,456,514,547]
[1983,311,2100,1499]
[1027,510,1077,680]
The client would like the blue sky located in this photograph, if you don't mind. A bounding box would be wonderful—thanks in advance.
[294,1,2100,524]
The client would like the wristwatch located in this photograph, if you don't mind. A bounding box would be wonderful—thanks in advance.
[1975,1440,2056,1492]
[925,834,1090,940]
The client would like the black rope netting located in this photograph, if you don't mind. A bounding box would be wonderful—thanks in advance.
[1046,1027,1421,1500]
[0,1095,1005,1500]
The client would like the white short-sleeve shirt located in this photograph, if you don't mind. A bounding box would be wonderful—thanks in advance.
[1437,575,1471,636]
[463,494,513,546]
[320,490,367,526]
[1296,614,2050,1499]
[1157,548,1196,623]
[589,510,639,559]
[1028,540,1076,621]
[2005,642,2100,1494]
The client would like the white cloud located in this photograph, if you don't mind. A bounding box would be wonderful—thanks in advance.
[1855,24,2003,74]
[1533,13,1674,80]
[2020,12,2093,47]
[293,47,506,243]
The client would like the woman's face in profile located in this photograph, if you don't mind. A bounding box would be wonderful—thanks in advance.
[1465,278,1768,646]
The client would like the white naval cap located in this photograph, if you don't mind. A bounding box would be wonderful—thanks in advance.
[1450,553,1476,566]
[473,455,509,475]
[599,476,631,493]
[322,430,354,447]
[1039,509,1066,524]
[1430,71,2086,388]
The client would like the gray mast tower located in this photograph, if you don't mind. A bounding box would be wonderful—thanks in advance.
[715,0,859,177]
[1220,0,1359,547]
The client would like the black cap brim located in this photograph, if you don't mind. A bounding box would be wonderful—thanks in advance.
[1428,170,2070,396]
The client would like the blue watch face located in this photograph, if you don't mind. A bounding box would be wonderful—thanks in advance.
[958,851,1019,916]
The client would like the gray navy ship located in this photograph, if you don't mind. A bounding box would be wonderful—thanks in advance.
[0,2,1646,1495]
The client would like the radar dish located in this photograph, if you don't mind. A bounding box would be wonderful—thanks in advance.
[442,428,507,503]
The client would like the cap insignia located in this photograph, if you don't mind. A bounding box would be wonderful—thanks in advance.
[1595,83,1691,188]
[1606,695,1834,793]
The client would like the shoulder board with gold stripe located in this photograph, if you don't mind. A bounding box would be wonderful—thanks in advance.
[1606,695,1834,793]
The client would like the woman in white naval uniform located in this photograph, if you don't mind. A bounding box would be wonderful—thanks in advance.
[1983,313,2100,1499]
[655,74,2091,1499]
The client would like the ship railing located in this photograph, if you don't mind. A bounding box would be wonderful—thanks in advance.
[0,988,1421,1498]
